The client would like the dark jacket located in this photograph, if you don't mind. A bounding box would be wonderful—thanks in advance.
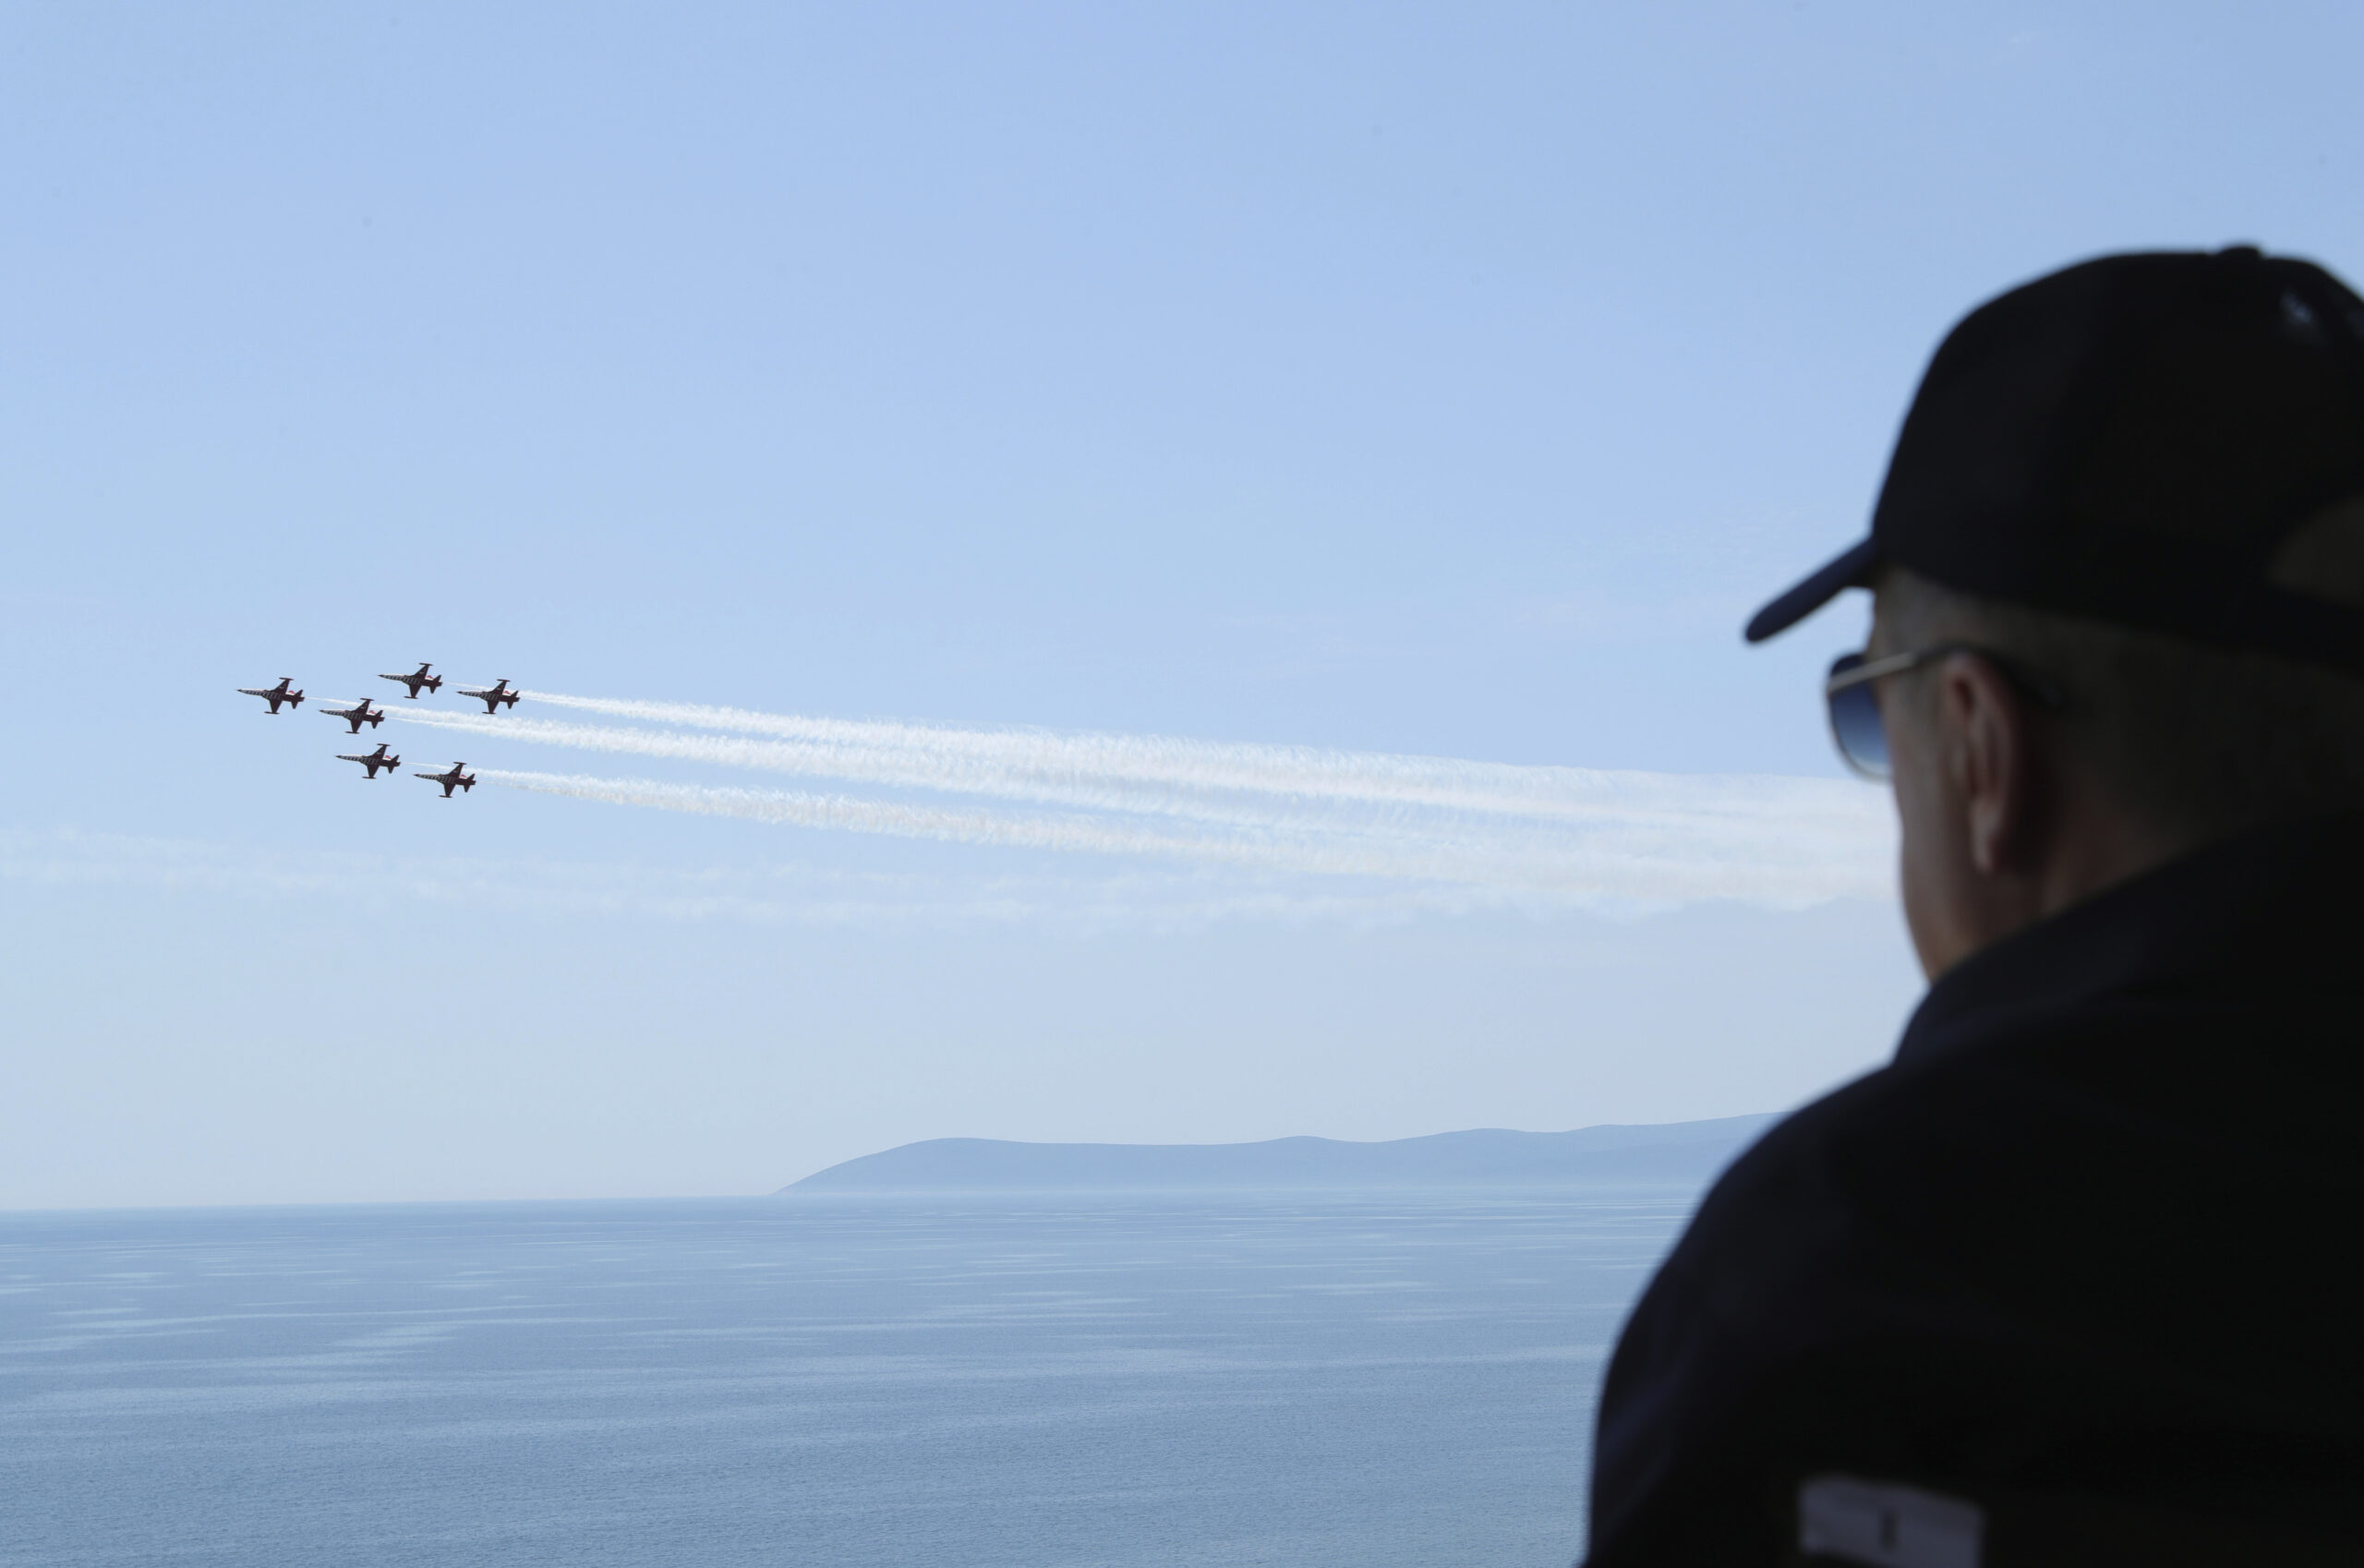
[1586,814,2364,1566]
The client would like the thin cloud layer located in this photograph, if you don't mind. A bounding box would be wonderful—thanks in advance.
[0,827,1731,933]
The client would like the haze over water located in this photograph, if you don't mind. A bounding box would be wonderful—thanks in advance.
[0,1191,1691,1566]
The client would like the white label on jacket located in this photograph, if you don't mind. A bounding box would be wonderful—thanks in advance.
[1799,1473,1984,1568]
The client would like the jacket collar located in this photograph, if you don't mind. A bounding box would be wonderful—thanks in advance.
[1895,811,2364,1067]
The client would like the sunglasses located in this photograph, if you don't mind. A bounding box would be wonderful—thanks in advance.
[1824,644,2067,780]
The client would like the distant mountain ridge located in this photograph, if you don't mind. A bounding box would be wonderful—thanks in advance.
[779,1113,1780,1194]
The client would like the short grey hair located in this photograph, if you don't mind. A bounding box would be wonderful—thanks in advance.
[1875,503,2364,839]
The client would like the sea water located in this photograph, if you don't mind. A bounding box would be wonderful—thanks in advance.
[0,1192,1695,1567]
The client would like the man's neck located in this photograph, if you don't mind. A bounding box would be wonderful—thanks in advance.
[2027,787,2196,926]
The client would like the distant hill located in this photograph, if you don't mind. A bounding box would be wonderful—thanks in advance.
[779,1114,1780,1194]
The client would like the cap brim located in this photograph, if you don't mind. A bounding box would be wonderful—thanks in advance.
[1743,537,1880,643]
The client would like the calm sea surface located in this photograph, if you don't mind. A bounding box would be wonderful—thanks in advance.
[0,1192,1695,1567]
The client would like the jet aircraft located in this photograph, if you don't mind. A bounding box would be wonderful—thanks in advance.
[321,697,388,734]
[238,678,304,714]
[458,678,520,715]
[380,662,442,699]
[339,743,402,778]
[416,761,476,798]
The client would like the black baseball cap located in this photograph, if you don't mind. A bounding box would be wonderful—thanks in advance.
[1746,246,2364,674]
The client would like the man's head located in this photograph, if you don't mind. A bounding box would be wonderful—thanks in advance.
[1748,247,2364,977]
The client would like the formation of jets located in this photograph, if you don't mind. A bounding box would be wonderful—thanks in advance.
[238,661,517,800]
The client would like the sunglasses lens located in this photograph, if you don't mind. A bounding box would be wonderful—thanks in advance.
[1826,666,1890,779]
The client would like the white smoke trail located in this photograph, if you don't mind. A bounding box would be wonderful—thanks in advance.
[391,704,1882,850]
[380,692,1893,904]
[515,689,1856,831]
[394,708,1456,835]
[478,769,1888,903]
[391,708,1287,826]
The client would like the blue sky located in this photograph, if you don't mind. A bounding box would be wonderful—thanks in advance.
[5,2,2358,1205]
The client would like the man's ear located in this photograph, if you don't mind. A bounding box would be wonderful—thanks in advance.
[1936,652,2035,876]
